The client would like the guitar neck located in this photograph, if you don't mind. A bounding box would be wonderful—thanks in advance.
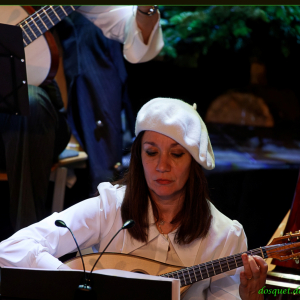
[18,6,80,47]
[161,247,268,287]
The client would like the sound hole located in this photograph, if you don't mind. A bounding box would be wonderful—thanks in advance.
[131,269,149,274]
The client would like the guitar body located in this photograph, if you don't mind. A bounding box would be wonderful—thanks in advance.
[66,252,190,296]
[0,6,59,86]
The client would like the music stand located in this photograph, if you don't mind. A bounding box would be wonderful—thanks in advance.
[0,23,29,116]
[0,267,179,300]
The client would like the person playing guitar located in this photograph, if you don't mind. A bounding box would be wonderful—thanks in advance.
[0,6,163,235]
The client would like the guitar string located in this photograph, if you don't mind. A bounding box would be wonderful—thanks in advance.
[163,243,300,284]
[19,6,63,43]
[171,245,279,282]
[21,6,70,26]
[162,250,261,282]
[21,7,68,32]
[170,251,298,286]
[164,256,248,285]
[20,6,61,28]
[19,6,75,42]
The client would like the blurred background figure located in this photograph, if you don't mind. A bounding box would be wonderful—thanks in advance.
[56,6,163,194]
[0,5,163,240]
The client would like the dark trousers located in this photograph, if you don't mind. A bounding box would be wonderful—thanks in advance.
[0,84,70,231]
[57,12,134,194]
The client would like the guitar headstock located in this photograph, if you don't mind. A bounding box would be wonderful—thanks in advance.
[267,231,300,263]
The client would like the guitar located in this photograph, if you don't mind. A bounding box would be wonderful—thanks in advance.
[66,231,300,296]
[0,6,79,86]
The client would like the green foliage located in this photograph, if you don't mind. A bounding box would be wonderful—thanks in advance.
[159,6,300,67]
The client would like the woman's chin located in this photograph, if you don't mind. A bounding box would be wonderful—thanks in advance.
[149,186,183,201]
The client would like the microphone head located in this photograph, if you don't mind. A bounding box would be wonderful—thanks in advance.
[55,220,67,228]
[122,219,135,230]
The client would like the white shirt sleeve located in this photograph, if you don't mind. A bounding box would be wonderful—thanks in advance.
[77,6,164,63]
[0,197,102,269]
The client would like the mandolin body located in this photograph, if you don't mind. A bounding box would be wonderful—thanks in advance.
[66,252,190,296]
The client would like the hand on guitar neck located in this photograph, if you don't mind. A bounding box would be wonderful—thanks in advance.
[239,253,268,300]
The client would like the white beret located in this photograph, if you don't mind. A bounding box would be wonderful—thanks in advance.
[135,97,215,170]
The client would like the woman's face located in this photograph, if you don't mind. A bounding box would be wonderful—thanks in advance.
[141,131,192,202]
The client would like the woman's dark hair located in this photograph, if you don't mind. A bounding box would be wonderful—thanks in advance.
[115,131,212,245]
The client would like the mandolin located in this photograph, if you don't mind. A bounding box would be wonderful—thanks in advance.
[66,231,300,296]
[0,6,79,86]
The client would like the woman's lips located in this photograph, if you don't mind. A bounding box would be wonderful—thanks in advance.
[155,179,172,185]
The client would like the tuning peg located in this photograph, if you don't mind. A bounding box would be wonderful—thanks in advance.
[291,250,300,264]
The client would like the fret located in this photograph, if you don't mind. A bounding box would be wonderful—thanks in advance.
[187,269,192,284]
[233,255,238,268]
[161,247,272,288]
[42,7,55,26]
[175,270,183,287]
[24,20,37,39]
[62,6,76,16]
[32,14,47,33]
[204,263,209,278]
[207,263,216,277]
[261,247,267,259]
[27,17,41,37]
[36,12,49,30]
[39,11,52,32]
[193,268,197,282]
[60,6,68,16]
[50,6,61,22]
[182,270,187,286]
[211,262,216,276]
[20,24,32,43]
[226,257,230,270]
[16,5,79,48]
[198,265,203,280]
[30,17,43,35]
[55,6,69,21]
[220,259,230,272]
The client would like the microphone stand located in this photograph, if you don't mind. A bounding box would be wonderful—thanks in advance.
[55,220,95,299]
[55,219,135,300]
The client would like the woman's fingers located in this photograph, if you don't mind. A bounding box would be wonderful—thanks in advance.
[253,255,268,276]
[239,253,268,299]
[241,253,256,280]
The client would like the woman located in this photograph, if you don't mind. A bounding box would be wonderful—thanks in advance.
[0,98,267,299]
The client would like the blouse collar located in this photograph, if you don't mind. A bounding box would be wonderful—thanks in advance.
[122,199,203,267]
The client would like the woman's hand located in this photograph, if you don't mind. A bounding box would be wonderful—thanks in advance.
[239,253,268,300]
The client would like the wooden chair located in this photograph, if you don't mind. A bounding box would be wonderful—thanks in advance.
[50,147,88,213]
[0,146,88,213]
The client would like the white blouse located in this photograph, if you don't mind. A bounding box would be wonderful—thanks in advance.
[77,6,164,63]
[0,182,246,299]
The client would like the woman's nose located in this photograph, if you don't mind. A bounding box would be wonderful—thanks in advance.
[156,154,170,172]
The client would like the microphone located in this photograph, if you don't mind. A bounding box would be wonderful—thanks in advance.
[89,219,135,275]
[55,220,94,299]
[55,219,135,299]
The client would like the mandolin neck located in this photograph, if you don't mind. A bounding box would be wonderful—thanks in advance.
[161,247,268,287]
[18,6,80,47]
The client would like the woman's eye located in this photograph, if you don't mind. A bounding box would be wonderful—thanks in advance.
[172,153,184,158]
[146,151,157,156]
